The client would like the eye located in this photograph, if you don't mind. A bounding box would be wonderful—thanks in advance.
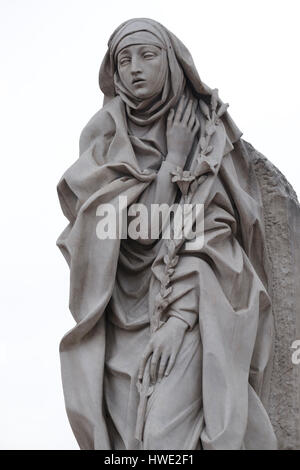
[143,51,156,60]
[119,56,131,66]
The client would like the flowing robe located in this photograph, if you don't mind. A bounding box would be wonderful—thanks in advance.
[57,96,277,449]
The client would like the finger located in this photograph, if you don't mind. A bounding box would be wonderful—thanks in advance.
[150,348,161,383]
[182,99,193,125]
[188,102,198,125]
[174,95,186,123]
[157,354,169,382]
[192,118,200,134]
[165,353,176,376]
[138,346,152,380]
[167,108,175,131]
[188,111,196,130]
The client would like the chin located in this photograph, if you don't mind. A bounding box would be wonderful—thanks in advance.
[133,89,160,100]
[132,90,151,99]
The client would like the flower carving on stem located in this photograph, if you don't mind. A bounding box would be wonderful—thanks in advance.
[170,167,195,197]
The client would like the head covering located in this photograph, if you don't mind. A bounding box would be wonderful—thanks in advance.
[99,18,212,126]
[114,30,166,59]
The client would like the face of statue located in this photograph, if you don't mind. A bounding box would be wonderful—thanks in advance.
[117,44,164,100]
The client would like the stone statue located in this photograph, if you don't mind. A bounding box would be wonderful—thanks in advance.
[57,18,300,450]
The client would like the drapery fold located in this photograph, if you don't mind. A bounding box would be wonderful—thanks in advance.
[57,18,277,449]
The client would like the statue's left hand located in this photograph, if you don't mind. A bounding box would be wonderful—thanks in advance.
[138,316,188,384]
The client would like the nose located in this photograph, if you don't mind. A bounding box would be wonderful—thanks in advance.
[130,55,142,75]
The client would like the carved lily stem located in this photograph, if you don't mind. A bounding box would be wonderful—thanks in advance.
[150,91,229,332]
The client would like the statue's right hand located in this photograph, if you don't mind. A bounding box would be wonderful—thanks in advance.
[166,96,200,167]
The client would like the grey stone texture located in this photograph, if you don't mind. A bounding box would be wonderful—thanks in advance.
[57,18,300,450]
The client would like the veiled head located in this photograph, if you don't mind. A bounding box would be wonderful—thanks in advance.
[99,18,211,125]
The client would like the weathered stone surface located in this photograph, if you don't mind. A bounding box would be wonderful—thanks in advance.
[247,141,300,449]
[57,18,300,450]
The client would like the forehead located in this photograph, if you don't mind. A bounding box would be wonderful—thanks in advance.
[117,44,161,57]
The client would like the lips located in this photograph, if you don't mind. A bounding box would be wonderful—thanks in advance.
[132,78,146,85]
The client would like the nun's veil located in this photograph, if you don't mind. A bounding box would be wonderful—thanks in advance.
[99,17,241,141]
[99,19,206,123]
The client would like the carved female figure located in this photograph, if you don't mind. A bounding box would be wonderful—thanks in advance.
[57,18,298,450]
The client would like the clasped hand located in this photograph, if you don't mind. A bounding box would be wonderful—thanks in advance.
[138,316,188,384]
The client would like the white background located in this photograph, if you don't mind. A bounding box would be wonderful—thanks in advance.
[0,0,299,450]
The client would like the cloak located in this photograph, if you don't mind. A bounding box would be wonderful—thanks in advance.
[57,18,300,449]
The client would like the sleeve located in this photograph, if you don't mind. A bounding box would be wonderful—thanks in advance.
[166,260,199,331]
[127,159,182,244]
[137,159,181,208]
[167,280,198,330]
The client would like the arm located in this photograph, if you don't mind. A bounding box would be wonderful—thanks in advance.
[129,96,200,243]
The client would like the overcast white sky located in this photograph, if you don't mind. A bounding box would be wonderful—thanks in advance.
[0,0,299,450]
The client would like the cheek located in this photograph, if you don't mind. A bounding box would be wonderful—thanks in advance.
[118,68,131,88]
[147,59,164,84]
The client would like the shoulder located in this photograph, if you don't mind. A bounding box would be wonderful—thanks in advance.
[79,96,124,155]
